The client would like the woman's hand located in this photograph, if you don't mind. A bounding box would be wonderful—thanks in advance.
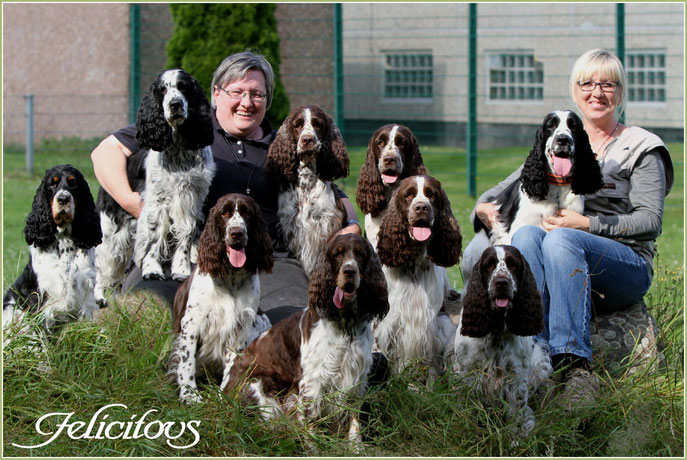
[334,222,362,238]
[543,208,590,232]
[476,202,500,230]
[122,191,144,219]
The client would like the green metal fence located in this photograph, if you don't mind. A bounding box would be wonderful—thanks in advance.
[4,3,684,195]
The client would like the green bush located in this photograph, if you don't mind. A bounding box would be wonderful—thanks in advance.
[165,3,290,126]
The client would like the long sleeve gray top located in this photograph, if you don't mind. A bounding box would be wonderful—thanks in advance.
[470,126,673,275]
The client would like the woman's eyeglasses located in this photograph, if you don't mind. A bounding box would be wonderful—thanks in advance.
[577,81,619,93]
[216,86,266,101]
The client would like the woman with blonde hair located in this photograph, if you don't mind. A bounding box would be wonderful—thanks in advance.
[465,48,673,405]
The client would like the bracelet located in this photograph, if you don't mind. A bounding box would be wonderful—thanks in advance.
[346,219,360,227]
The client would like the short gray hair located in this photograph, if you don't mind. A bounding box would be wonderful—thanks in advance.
[211,51,275,109]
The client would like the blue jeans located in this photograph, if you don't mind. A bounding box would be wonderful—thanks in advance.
[511,226,651,361]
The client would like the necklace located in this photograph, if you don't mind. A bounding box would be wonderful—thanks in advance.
[224,134,265,196]
[592,122,620,157]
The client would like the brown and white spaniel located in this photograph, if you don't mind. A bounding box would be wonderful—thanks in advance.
[447,245,551,437]
[355,124,427,249]
[266,105,349,275]
[168,193,274,403]
[373,175,462,376]
[226,233,388,445]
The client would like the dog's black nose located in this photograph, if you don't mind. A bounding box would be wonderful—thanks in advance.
[56,194,71,205]
[300,135,316,147]
[495,278,509,289]
[343,266,357,277]
[230,229,244,241]
[169,99,183,110]
[382,156,396,166]
[413,202,430,215]
[554,135,571,147]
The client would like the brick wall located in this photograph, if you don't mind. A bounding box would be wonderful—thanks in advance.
[3,3,130,144]
[275,4,335,113]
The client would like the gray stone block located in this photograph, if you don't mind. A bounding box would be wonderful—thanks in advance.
[590,300,664,375]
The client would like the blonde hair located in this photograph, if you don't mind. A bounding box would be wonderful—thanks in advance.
[570,49,627,116]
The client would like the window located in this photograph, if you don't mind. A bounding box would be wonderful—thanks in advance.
[627,51,666,102]
[488,52,544,101]
[383,51,433,100]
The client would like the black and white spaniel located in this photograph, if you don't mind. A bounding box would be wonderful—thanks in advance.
[266,105,349,275]
[226,233,389,445]
[448,245,551,437]
[168,194,274,403]
[373,175,462,376]
[356,124,427,249]
[3,165,102,340]
[477,110,603,246]
[95,68,216,305]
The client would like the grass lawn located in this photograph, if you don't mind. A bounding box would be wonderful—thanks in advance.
[2,137,684,456]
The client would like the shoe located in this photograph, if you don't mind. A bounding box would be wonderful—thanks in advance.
[556,363,599,409]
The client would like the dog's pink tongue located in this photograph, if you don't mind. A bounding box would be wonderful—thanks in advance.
[495,298,509,308]
[333,286,345,309]
[382,174,398,184]
[412,226,432,241]
[552,156,572,177]
[228,247,246,268]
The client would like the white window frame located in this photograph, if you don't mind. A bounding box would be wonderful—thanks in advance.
[381,50,433,102]
[486,50,544,102]
[626,50,667,104]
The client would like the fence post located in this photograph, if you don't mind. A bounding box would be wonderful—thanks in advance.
[129,4,141,124]
[333,3,345,137]
[616,3,625,124]
[25,93,34,174]
[466,3,477,197]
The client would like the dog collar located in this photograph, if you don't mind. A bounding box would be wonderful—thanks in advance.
[546,172,573,186]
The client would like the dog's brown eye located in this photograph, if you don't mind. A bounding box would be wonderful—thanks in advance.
[52,176,60,184]
[294,119,303,128]
[312,119,323,129]
[221,210,230,218]
[66,176,76,187]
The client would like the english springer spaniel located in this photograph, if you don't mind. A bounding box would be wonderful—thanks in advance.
[94,69,216,305]
[3,165,102,341]
[225,234,389,445]
[356,124,427,249]
[447,245,551,437]
[373,175,462,376]
[168,194,274,403]
[477,110,603,246]
[266,105,349,276]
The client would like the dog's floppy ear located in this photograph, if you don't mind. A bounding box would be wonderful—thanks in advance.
[506,252,544,336]
[358,241,389,323]
[520,126,549,201]
[178,72,214,150]
[266,116,298,187]
[24,170,58,249]
[376,195,413,267]
[197,206,229,279]
[317,113,349,182]
[571,123,604,195]
[308,250,336,319]
[406,130,427,177]
[136,78,173,151]
[245,202,275,274]
[460,253,497,338]
[427,188,462,267]
[356,133,387,216]
[69,167,102,249]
